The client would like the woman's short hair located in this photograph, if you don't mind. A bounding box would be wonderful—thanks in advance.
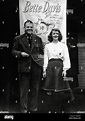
[48,28,62,42]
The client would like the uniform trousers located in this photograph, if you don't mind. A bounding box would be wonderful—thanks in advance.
[19,59,42,111]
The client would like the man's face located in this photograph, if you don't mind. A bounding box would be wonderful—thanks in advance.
[24,22,33,35]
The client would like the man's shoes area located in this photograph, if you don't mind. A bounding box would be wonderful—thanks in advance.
[21,107,38,113]
[21,109,27,113]
[30,107,38,112]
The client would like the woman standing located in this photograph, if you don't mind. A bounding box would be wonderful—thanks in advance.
[43,28,74,101]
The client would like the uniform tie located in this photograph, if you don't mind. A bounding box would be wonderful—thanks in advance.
[27,34,32,49]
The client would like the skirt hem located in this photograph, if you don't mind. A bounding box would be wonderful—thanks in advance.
[42,87,71,92]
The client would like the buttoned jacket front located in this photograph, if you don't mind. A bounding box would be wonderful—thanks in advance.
[12,33,44,72]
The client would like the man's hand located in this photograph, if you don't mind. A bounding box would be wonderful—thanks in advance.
[21,52,29,57]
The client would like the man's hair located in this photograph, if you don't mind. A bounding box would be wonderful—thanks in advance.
[24,20,33,27]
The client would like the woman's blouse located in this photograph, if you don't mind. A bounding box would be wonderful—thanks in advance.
[43,41,71,72]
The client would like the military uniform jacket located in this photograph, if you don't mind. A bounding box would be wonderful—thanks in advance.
[12,33,44,72]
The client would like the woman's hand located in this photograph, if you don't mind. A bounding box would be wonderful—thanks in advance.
[62,70,67,77]
[43,71,46,78]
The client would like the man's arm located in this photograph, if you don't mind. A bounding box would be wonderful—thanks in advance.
[12,37,22,59]
[38,38,44,59]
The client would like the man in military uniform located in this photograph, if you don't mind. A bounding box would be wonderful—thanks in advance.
[12,20,44,113]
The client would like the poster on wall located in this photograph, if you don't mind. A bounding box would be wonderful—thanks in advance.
[19,0,67,44]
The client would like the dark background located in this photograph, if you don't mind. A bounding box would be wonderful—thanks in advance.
[0,0,85,109]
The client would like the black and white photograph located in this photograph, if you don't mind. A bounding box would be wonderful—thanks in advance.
[0,0,85,120]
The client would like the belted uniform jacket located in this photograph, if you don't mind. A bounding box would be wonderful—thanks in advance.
[12,33,44,72]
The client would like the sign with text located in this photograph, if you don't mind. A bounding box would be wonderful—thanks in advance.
[19,0,67,44]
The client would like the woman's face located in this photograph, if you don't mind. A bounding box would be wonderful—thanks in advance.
[52,30,59,41]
